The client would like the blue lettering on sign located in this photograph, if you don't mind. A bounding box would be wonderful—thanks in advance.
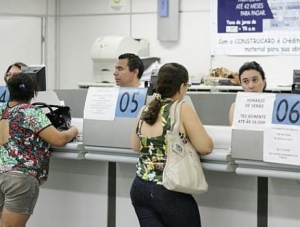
[218,0,274,33]
[115,87,148,118]
[0,86,9,103]
[272,94,300,126]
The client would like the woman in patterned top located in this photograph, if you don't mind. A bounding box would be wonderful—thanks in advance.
[130,63,214,227]
[0,73,78,227]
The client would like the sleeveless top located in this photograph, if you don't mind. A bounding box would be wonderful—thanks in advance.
[135,99,173,183]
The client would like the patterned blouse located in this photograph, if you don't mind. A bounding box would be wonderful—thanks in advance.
[0,102,52,181]
[135,99,174,183]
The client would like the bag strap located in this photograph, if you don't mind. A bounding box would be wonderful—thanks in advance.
[32,102,54,112]
[169,100,184,133]
[32,102,69,111]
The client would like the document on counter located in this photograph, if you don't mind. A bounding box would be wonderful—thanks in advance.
[232,92,275,130]
[264,126,300,166]
[264,94,300,166]
[84,87,119,121]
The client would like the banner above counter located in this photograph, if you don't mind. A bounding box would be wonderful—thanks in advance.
[212,0,300,55]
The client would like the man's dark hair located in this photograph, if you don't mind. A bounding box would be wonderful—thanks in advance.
[118,53,144,79]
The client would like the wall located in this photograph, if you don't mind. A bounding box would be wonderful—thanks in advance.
[57,0,212,88]
[57,0,298,89]
[0,0,56,89]
[1,0,297,88]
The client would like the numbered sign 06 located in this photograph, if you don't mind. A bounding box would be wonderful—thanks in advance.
[272,94,300,126]
[115,88,148,118]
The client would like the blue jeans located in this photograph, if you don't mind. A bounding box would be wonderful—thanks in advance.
[130,176,201,227]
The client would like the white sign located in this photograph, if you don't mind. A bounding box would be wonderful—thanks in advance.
[84,87,119,120]
[233,92,300,165]
[232,92,275,130]
[264,126,300,165]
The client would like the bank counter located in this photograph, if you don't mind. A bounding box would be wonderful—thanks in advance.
[49,92,236,173]
[50,126,235,172]
[29,90,300,227]
[232,129,300,180]
[50,123,300,181]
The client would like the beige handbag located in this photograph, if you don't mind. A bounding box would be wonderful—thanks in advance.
[162,100,208,195]
[0,107,10,145]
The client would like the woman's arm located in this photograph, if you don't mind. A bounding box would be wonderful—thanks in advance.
[130,106,144,152]
[39,125,78,147]
[181,102,214,155]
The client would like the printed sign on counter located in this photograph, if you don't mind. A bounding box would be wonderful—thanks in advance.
[84,87,119,120]
[264,94,300,165]
[233,92,300,166]
[84,87,147,120]
[232,92,275,130]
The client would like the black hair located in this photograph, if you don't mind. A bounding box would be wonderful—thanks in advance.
[239,61,267,90]
[7,73,38,102]
[4,62,27,84]
[118,53,144,79]
[143,63,189,125]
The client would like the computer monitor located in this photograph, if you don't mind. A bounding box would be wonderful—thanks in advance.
[147,69,158,95]
[293,69,300,84]
[22,65,46,91]
[292,70,300,94]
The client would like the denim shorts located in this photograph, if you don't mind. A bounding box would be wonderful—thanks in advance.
[0,171,40,214]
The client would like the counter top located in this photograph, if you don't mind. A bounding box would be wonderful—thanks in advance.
[50,142,86,159]
[188,85,291,92]
[78,82,292,92]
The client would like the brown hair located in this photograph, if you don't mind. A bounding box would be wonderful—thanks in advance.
[143,63,189,125]
[4,62,27,84]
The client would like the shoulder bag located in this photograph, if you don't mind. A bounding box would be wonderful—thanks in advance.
[32,102,72,130]
[162,100,208,195]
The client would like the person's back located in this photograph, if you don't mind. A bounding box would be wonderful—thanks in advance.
[135,98,173,182]
[130,62,213,227]
[0,102,51,180]
[0,72,78,227]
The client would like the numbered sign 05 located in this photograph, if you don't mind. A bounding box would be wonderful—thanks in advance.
[115,88,148,118]
[0,86,9,103]
[272,94,300,126]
